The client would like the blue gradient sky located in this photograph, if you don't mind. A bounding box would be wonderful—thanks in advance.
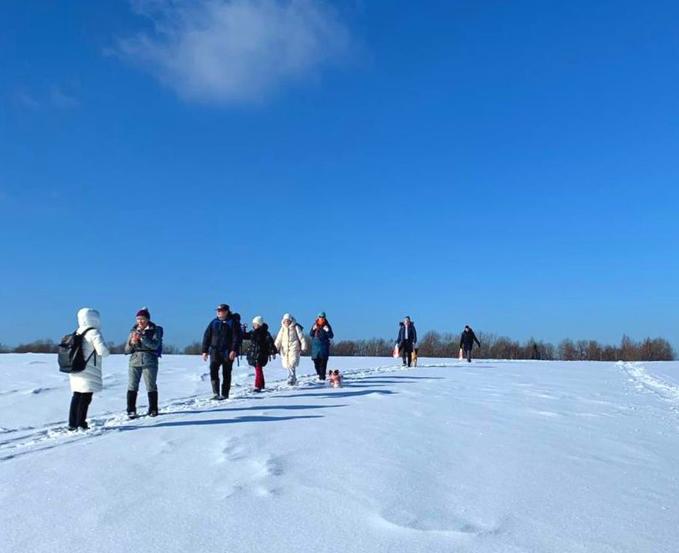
[1,0,678,348]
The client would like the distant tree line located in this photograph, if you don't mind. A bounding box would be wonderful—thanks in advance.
[1,333,674,361]
[311,332,675,361]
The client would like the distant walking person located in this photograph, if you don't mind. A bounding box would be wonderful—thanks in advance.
[202,304,243,400]
[396,316,417,367]
[125,307,163,418]
[274,313,307,385]
[67,308,110,430]
[460,325,481,363]
[243,316,276,392]
[310,312,334,381]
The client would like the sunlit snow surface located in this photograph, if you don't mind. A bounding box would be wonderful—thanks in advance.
[1,354,678,553]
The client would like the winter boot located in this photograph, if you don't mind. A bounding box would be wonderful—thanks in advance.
[211,379,222,400]
[127,390,138,419]
[221,381,230,400]
[77,393,92,430]
[147,391,159,417]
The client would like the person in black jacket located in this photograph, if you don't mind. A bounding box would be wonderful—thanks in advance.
[395,316,417,367]
[459,325,481,363]
[202,304,243,400]
[242,316,276,392]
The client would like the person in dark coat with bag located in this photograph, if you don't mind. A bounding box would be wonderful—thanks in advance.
[125,307,163,418]
[242,316,276,392]
[310,311,334,381]
[460,325,481,363]
[396,316,417,367]
[202,304,243,400]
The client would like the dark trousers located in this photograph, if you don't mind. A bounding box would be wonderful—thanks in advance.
[210,354,234,397]
[400,343,413,367]
[313,358,328,380]
[463,348,472,362]
[69,392,93,429]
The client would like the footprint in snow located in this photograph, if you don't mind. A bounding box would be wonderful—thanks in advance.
[216,436,249,463]
[377,506,502,537]
[28,387,54,395]
[251,454,284,478]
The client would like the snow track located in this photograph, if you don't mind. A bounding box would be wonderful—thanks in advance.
[619,361,679,408]
[0,360,461,461]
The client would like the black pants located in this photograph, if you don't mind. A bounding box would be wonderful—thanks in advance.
[69,392,93,429]
[400,343,413,367]
[463,348,472,362]
[210,354,234,397]
[313,358,328,380]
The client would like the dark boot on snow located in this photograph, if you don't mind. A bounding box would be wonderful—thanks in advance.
[127,390,138,419]
[211,380,223,400]
[147,391,159,417]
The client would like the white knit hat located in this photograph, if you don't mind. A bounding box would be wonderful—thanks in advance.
[282,313,292,321]
[252,315,264,327]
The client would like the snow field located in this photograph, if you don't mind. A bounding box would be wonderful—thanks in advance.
[1,355,678,553]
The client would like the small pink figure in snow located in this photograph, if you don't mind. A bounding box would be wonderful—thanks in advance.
[329,369,343,388]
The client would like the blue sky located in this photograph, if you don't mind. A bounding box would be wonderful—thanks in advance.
[1,0,678,348]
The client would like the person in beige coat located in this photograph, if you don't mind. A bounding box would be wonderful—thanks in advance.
[68,307,110,430]
[274,313,307,385]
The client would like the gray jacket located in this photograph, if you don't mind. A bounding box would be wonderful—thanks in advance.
[125,322,162,368]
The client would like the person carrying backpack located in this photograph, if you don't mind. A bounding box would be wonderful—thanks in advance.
[125,307,163,418]
[396,316,417,367]
[64,308,110,431]
[202,304,243,400]
[274,313,307,385]
[242,316,276,392]
[459,325,481,363]
[310,311,334,381]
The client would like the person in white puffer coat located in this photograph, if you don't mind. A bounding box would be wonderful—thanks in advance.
[68,307,110,430]
[274,313,307,385]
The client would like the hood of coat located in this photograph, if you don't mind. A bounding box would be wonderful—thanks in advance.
[281,314,297,325]
[77,308,101,330]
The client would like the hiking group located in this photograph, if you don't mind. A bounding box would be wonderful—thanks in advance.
[58,305,479,431]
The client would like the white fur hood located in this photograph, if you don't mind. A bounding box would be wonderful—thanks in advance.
[77,308,101,331]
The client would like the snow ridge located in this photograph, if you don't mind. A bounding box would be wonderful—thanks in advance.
[619,361,679,406]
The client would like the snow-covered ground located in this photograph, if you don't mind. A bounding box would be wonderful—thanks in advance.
[1,354,678,553]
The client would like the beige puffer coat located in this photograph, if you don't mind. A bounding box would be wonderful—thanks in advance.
[274,315,307,370]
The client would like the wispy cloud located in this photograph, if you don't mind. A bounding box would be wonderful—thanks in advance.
[118,0,353,105]
[12,85,79,111]
[14,90,41,111]
[49,86,80,109]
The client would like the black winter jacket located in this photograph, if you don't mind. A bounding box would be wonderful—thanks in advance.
[396,322,417,346]
[243,324,276,367]
[202,315,243,358]
[460,328,481,350]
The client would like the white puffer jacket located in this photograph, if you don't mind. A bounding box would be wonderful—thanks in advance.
[69,308,110,393]
[274,316,307,370]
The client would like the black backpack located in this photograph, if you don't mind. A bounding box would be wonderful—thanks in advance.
[58,328,96,373]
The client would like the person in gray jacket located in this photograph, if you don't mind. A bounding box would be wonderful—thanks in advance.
[125,307,163,418]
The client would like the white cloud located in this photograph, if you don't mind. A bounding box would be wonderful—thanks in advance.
[49,86,79,109]
[118,0,352,104]
[14,90,41,110]
[12,85,79,111]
